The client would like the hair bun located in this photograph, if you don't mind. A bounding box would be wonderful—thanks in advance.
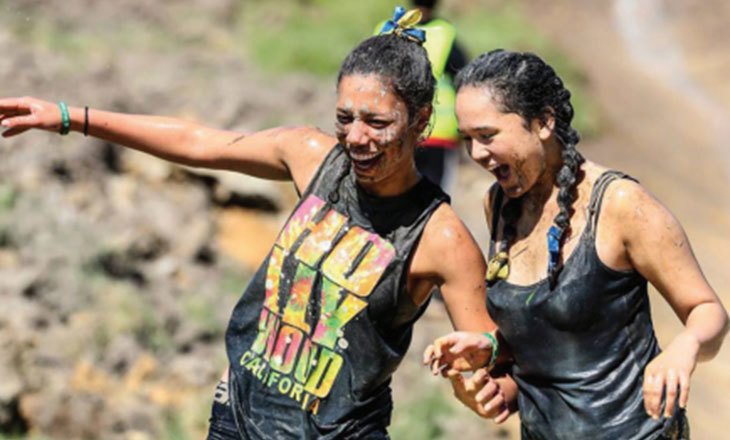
[378,6,426,44]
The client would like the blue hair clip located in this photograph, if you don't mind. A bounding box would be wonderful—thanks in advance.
[379,6,426,43]
[547,225,561,275]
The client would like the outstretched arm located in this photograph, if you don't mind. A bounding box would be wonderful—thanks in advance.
[605,179,729,419]
[0,97,335,190]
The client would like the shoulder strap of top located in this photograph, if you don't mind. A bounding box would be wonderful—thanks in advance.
[587,170,639,235]
[488,185,504,259]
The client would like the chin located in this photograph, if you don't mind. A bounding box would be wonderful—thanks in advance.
[502,183,526,198]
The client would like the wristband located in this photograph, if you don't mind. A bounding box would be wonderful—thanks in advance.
[83,106,89,136]
[58,102,70,135]
[482,331,499,369]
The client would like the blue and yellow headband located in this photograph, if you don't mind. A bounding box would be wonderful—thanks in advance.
[378,6,426,44]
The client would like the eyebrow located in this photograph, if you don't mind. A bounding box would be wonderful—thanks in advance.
[336,108,393,118]
[458,125,496,134]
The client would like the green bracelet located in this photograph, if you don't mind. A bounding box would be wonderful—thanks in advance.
[58,101,70,135]
[482,331,499,369]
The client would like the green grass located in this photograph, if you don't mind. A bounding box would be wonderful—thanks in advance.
[164,411,191,440]
[0,184,18,211]
[390,383,454,440]
[236,0,398,76]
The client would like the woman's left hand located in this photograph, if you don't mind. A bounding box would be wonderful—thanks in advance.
[643,331,700,419]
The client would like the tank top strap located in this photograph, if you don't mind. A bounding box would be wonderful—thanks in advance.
[586,170,638,235]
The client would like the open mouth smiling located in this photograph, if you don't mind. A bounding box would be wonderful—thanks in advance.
[488,163,511,183]
[348,151,384,172]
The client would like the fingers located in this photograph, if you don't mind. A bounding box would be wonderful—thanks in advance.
[2,126,31,138]
[483,392,505,418]
[473,373,495,403]
[664,370,678,418]
[644,367,689,419]
[493,407,510,424]
[423,345,435,366]
[678,371,690,409]
[423,343,447,375]
[1,114,39,129]
[643,371,664,419]
[0,97,31,114]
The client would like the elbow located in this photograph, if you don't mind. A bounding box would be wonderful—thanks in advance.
[698,304,729,361]
[720,307,730,341]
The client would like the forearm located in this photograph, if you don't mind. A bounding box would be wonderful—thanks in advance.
[680,301,729,361]
[68,106,233,167]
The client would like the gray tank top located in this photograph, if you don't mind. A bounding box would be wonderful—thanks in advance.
[487,171,684,440]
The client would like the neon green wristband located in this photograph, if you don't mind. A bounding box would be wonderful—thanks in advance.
[482,331,499,369]
[58,102,70,135]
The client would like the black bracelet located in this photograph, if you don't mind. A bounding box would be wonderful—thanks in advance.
[83,106,89,136]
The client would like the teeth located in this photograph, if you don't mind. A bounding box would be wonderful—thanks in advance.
[350,153,380,161]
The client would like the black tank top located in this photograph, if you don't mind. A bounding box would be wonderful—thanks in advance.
[225,144,448,439]
[487,171,683,440]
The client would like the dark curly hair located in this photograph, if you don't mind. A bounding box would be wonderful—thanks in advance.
[337,33,435,122]
[456,49,585,287]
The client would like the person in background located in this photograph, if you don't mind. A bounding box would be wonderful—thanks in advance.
[411,0,469,194]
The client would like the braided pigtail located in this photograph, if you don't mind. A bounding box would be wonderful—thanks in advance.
[547,82,584,286]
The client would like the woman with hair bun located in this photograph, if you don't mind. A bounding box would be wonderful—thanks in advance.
[0,9,518,440]
[425,49,728,439]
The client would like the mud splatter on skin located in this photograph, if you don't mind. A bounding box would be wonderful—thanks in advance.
[505,155,531,196]
[335,74,421,191]
[226,134,247,146]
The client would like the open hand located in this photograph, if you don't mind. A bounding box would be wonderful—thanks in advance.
[423,331,493,376]
[0,97,63,137]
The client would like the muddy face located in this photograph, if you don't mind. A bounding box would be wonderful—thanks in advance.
[335,74,419,194]
[456,85,548,198]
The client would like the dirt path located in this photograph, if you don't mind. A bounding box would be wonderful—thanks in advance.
[513,1,730,437]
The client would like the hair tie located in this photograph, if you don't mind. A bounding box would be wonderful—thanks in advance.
[547,225,560,271]
[378,6,426,44]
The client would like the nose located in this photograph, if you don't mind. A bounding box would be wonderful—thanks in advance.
[468,141,491,163]
[345,120,370,146]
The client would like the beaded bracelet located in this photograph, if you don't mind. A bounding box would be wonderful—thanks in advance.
[482,331,499,369]
[58,102,70,135]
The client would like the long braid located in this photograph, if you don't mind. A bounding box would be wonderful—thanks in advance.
[456,50,585,288]
[549,85,584,286]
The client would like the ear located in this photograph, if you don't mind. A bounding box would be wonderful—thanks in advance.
[414,105,433,135]
[531,107,556,141]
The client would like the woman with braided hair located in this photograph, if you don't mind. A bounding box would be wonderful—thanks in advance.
[425,49,727,439]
